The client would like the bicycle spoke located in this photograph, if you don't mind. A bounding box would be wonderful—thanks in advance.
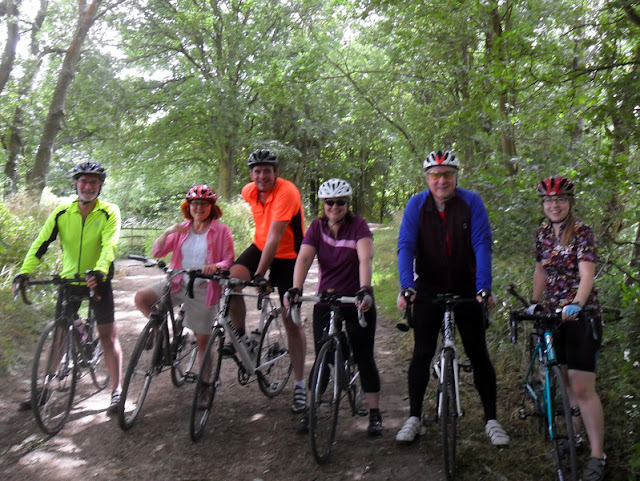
[548,365,578,481]
[309,340,341,464]
[190,328,224,441]
[257,306,292,397]
[171,324,198,387]
[32,322,76,435]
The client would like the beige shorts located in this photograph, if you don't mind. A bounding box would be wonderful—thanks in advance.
[147,280,218,335]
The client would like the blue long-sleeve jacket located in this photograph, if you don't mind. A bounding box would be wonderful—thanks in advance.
[397,187,492,296]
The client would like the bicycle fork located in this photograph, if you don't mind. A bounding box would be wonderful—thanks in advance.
[436,311,463,418]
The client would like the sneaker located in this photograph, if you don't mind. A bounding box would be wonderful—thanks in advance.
[485,419,510,446]
[106,391,121,415]
[221,342,236,357]
[396,416,424,442]
[582,456,607,481]
[296,409,310,434]
[367,411,383,437]
[291,385,307,414]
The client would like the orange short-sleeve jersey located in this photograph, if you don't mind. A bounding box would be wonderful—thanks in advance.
[241,177,305,259]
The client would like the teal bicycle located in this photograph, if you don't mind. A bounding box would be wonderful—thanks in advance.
[508,285,582,481]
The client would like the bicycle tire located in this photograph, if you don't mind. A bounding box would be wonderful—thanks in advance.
[256,304,292,397]
[190,327,224,441]
[170,317,198,387]
[522,333,545,435]
[441,348,457,481]
[345,348,364,415]
[548,365,578,481]
[118,320,161,430]
[309,339,341,464]
[32,321,76,435]
[86,325,110,390]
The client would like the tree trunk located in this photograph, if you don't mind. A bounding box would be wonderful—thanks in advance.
[0,0,20,96]
[26,0,103,199]
[216,143,235,201]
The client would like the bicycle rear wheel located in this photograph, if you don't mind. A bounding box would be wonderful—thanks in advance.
[171,318,198,387]
[32,322,76,435]
[441,348,457,481]
[118,320,161,430]
[190,327,224,441]
[548,365,578,481]
[86,325,110,390]
[309,339,341,464]
[257,305,292,397]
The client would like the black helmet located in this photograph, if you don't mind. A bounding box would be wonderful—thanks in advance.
[71,161,106,182]
[247,149,278,168]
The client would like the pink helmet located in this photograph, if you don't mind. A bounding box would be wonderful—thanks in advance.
[185,185,217,202]
[536,177,575,197]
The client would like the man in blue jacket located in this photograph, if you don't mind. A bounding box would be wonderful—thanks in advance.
[395,150,509,446]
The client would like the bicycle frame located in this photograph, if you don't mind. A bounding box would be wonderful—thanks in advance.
[437,306,463,419]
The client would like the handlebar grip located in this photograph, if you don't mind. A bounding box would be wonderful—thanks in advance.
[19,284,32,305]
[187,272,196,299]
[291,305,302,326]
[510,315,518,344]
[358,308,367,328]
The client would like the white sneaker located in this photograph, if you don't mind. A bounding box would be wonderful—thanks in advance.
[396,416,424,442]
[485,419,510,446]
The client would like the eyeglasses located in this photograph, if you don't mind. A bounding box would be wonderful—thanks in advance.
[427,171,456,180]
[77,179,101,187]
[190,201,211,208]
[542,197,569,205]
[324,199,347,207]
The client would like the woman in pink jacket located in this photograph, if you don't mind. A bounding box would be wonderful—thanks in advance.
[134,185,234,369]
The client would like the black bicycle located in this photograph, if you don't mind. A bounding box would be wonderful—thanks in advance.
[289,290,367,464]
[118,254,199,430]
[15,274,110,435]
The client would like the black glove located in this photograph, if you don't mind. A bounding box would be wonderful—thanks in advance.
[476,288,491,300]
[286,287,301,304]
[86,270,104,285]
[401,287,417,301]
[252,273,269,288]
[13,273,30,287]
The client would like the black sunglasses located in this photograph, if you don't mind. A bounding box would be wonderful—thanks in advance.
[324,199,347,207]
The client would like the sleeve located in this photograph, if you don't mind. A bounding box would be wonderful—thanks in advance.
[151,223,185,259]
[355,217,373,241]
[19,208,62,274]
[301,219,321,248]
[216,224,235,269]
[271,181,302,222]
[534,227,544,263]
[469,192,493,291]
[576,224,598,263]
[95,204,121,274]
[397,194,422,290]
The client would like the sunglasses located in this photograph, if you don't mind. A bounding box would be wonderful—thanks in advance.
[324,199,347,207]
[427,171,457,180]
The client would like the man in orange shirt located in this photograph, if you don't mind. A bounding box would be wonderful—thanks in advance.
[227,149,307,413]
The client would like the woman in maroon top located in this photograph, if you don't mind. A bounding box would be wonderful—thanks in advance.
[285,178,382,437]
[527,177,606,481]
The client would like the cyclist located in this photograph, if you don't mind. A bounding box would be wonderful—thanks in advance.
[226,149,307,413]
[133,185,234,407]
[12,161,123,414]
[526,176,605,480]
[396,150,509,446]
[285,178,382,437]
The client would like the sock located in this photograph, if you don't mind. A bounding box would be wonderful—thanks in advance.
[294,380,305,389]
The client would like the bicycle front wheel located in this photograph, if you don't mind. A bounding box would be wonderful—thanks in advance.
[86,327,110,390]
[441,348,457,481]
[190,327,224,441]
[309,339,341,464]
[548,365,578,481]
[171,322,198,387]
[32,322,76,435]
[118,321,161,430]
[256,305,292,397]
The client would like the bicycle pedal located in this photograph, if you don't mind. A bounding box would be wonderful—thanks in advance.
[357,408,368,417]
[184,372,198,383]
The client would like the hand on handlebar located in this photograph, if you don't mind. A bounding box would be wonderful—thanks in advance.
[562,303,582,320]
[12,273,30,298]
[476,289,495,310]
[397,287,416,310]
[284,287,301,310]
[355,286,374,312]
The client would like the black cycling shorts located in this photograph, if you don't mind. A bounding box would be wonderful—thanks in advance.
[55,280,115,326]
[234,243,296,305]
[555,315,602,373]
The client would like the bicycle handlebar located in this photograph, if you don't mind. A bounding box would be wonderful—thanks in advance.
[288,291,366,328]
[397,293,486,332]
[15,273,88,305]
[187,269,272,311]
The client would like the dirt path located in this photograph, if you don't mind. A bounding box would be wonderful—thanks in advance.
[0,260,456,481]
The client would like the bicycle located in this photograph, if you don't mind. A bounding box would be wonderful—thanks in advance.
[399,292,485,481]
[117,254,199,430]
[189,271,292,441]
[507,284,583,481]
[15,274,110,435]
[289,290,367,464]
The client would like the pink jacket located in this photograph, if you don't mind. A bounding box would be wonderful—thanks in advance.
[151,219,234,307]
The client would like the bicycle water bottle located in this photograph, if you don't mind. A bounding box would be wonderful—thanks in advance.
[544,332,555,362]
[74,319,88,343]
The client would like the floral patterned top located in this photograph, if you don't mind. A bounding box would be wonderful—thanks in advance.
[535,219,599,310]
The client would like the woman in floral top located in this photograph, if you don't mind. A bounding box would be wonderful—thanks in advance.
[526,177,606,481]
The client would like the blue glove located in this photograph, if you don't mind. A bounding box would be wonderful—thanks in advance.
[562,303,582,317]
[525,303,541,315]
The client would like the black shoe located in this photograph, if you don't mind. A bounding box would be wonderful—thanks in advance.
[106,391,121,415]
[221,342,236,357]
[297,409,310,434]
[368,411,383,437]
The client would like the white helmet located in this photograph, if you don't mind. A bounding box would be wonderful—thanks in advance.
[423,150,460,171]
[318,178,353,199]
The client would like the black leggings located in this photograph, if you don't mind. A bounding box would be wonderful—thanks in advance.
[408,300,496,422]
[312,303,381,393]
